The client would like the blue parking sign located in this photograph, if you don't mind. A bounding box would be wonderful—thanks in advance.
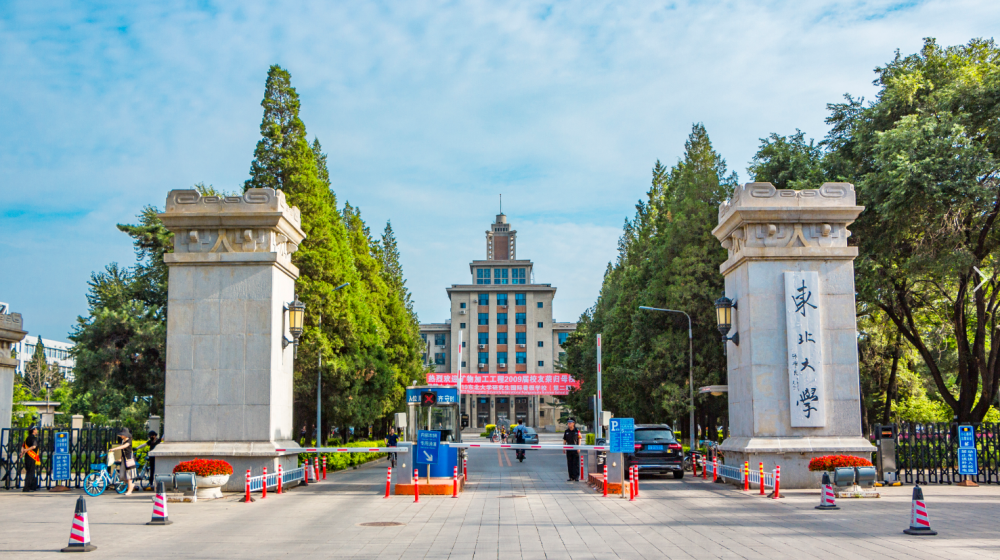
[417,430,440,464]
[609,418,635,453]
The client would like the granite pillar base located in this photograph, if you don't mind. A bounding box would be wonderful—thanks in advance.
[720,435,875,488]
[152,441,300,492]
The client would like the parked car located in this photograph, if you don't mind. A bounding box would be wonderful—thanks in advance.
[519,426,539,445]
[626,424,684,478]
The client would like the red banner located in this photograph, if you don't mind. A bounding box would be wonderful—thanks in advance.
[425,373,581,395]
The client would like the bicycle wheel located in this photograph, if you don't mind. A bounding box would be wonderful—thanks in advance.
[112,472,128,494]
[83,472,106,496]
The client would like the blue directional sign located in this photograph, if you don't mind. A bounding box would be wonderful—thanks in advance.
[406,387,459,405]
[958,448,978,476]
[53,432,71,481]
[416,430,440,464]
[609,418,635,453]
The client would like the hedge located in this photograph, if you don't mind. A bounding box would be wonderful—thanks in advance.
[298,441,387,472]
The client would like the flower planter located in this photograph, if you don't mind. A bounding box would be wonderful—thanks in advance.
[194,474,230,500]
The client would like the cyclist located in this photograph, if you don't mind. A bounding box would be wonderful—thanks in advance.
[500,426,508,444]
[385,429,399,468]
[514,425,526,462]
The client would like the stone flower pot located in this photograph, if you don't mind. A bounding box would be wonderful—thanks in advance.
[194,474,230,499]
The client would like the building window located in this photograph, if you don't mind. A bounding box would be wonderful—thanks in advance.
[516,351,526,364]
[478,293,489,306]
[558,332,568,345]
[435,334,446,346]
[420,334,427,342]
[460,302,466,309]
[497,332,508,345]
[494,268,508,285]
[515,312,526,325]
[539,410,545,417]
[478,352,489,364]
[478,332,489,345]
[462,341,467,348]
[478,313,489,325]
[497,352,508,364]
[422,353,427,363]
[540,397,545,404]
[434,353,446,365]
[537,341,544,347]
[537,322,543,328]
[516,332,526,345]
[496,293,508,306]
[497,313,508,325]
[536,301,543,308]
[515,293,526,306]
[461,361,466,367]
[460,322,466,328]
[538,360,544,367]
[477,268,491,284]
[513,268,526,284]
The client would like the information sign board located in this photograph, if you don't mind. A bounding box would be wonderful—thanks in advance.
[416,430,440,464]
[608,418,635,453]
[958,447,978,476]
[53,432,71,481]
[55,432,69,454]
[958,424,975,448]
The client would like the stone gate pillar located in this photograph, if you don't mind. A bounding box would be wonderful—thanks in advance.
[712,182,875,488]
[151,188,306,490]
[1,311,28,435]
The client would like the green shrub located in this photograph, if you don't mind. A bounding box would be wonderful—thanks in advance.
[585,433,596,445]
[299,440,387,472]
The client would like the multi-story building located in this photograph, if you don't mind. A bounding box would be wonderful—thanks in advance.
[420,214,576,431]
[14,335,76,381]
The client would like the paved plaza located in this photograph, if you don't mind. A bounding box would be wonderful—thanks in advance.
[1,434,997,559]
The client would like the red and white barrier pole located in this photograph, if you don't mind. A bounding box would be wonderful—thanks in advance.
[629,466,635,502]
[244,469,251,503]
[772,465,781,499]
[603,464,608,497]
[759,462,765,496]
[277,464,283,494]
[314,457,320,482]
[743,461,749,491]
[693,456,699,477]
[322,456,327,480]
[463,455,468,482]
[384,466,392,499]
[262,467,267,499]
[580,455,585,481]
[634,465,639,497]
[413,469,420,503]
[452,466,459,498]
[712,456,718,482]
[702,457,707,480]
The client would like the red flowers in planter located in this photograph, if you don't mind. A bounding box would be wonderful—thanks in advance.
[173,458,234,477]
[808,455,873,471]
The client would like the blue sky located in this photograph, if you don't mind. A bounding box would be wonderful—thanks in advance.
[1,1,997,340]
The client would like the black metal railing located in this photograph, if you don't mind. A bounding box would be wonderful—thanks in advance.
[1,426,120,490]
[873,422,1000,485]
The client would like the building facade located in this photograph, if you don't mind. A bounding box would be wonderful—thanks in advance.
[420,214,576,431]
[14,335,76,381]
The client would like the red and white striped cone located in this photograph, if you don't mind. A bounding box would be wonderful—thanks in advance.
[277,464,283,494]
[384,466,392,499]
[61,495,97,552]
[452,466,459,498]
[413,469,420,503]
[603,464,608,497]
[146,480,173,525]
[815,472,839,510]
[903,485,937,535]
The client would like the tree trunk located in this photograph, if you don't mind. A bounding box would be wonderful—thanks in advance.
[881,332,902,426]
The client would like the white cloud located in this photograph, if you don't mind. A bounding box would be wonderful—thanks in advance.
[0,0,997,336]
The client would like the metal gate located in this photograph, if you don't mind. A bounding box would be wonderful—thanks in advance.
[1,426,119,490]
[873,422,1000,485]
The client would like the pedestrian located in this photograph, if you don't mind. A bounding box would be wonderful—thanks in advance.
[108,428,137,495]
[564,418,581,482]
[299,424,307,444]
[135,430,162,484]
[18,426,41,492]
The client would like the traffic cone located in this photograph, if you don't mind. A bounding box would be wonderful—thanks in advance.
[61,496,97,552]
[146,480,173,525]
[815,472,839,510]
[903,485,937,535]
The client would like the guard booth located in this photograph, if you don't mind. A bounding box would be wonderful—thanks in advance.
[406,386,462,479]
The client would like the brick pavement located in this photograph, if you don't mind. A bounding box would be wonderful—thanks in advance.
[1,435,998,559]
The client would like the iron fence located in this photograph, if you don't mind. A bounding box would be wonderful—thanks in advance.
[1,426,120,490]
[874,422,1000,485]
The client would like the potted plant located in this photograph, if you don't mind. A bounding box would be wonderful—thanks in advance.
[173,459,234,499]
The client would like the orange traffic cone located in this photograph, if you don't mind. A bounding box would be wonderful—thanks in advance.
[815,472,839,510]
[147,480,173,525]
[903,485,937,535]
[61,496,97,552]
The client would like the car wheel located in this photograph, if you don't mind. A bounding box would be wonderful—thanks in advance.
[673,471,684,479]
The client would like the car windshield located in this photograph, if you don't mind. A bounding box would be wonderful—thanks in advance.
[523,428,536,434]
[635,429,676,442]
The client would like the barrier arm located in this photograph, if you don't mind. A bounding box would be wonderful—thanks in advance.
[274,447,410,453]
[443,443,609,451]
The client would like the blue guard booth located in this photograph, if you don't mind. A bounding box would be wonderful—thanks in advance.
[407,386,463,479]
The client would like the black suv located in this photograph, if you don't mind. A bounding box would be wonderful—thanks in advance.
[626,424,684,478]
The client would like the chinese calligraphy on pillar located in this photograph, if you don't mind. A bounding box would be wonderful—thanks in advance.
[784,271,825,427]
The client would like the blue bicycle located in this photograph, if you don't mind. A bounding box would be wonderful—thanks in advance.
[83,453,127,496]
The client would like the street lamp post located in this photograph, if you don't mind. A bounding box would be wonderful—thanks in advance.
[44,382,51,427]
[638,306,695,450]
[316,283,350,447]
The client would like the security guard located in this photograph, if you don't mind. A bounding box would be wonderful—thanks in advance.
[563,418,581,481]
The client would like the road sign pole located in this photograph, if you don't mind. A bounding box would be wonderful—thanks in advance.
[596,334,602,440]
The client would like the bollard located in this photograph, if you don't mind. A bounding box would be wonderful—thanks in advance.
[603,464,608,497]
[453,466,459,498]
[262,467,267,499]
[314,457,320,482]
[463,455,468,482]
[243,469,253,503]
[384,466,392,499]
[633,465,639,497]
[692,456,699,477]
[413,469,420,503]
[322,456,327,480]
[580,454,585,481]
[301,458,309,486]
[759,463,765,496]
[743,461,749,491]
[702,457,708,480]
[712,456,718,482]
[629,466,635,501]
[771,465,781,499]
[277,464,283,494]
